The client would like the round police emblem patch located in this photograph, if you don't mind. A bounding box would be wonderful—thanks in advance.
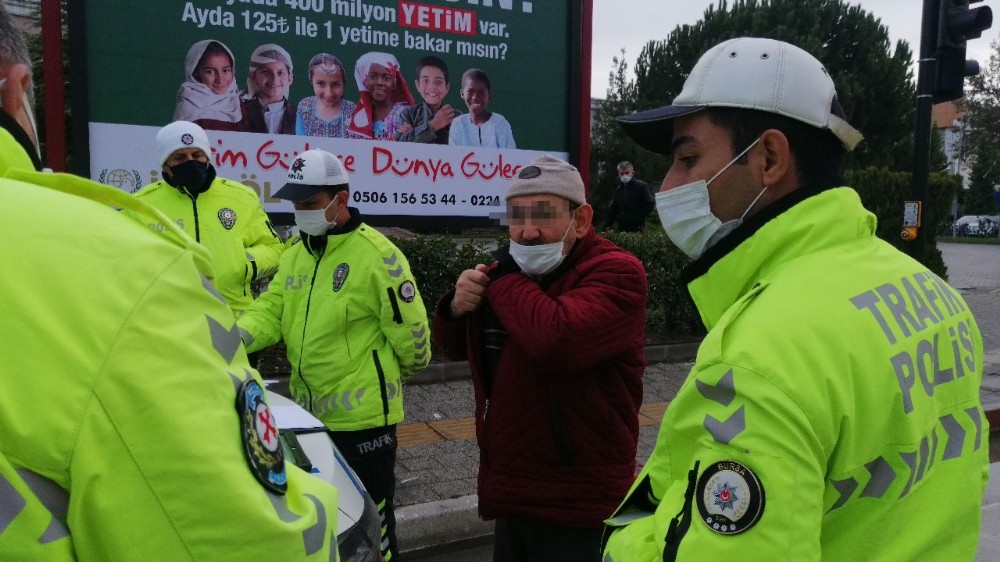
[218,208,237,230]
[180,133,194,146]
[399,280,416,303]
[518,165,541,179]
[333,263,350,292]
[696,460,765,535]
[236,379,287,495]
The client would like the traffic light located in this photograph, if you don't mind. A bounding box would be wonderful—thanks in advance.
[933,0,993,103]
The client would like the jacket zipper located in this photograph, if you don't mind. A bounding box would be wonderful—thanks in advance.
[372,350,390,426]
[662,461,700,561]
[548,396,573,465]
[189,196,200,242]
[480,398,491,467]
[296,257,322,407]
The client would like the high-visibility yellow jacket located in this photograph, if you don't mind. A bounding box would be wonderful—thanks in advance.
[605,187,989,561]
[238,209,431,431]
[133,176,283,315]
[0,129,339,560]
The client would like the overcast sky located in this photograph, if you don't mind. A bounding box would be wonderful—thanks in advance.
[591,0,1000,99]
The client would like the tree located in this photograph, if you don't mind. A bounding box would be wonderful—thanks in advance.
[623,0,917,171]
[589,50,666,226]
[961,39,1000,214]
[962,135,1000,213]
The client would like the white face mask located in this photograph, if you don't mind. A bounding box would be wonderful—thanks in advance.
[655,138,767,259]
[294,197,338,236]
[509,217,575,277]
[619,174,633,183]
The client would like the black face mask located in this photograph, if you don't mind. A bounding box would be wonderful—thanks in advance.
[165,160,216,196]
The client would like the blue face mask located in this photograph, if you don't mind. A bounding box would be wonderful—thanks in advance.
[508,218,574,277]
[655,138,766,259]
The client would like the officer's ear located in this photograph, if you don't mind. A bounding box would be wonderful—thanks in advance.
[1,63,40,167]
[1,63,32,141]
[335,189,348,208]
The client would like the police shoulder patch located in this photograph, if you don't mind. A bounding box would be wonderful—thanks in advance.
[696,459,765,535]
[236,379,287,494]
[398,280,416,303]
[333,263,350,292]
[218,207,237,230]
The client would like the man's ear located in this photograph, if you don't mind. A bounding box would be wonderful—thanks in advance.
[574,204,594,234]
[758,129,792,189]
[1,63,34,144]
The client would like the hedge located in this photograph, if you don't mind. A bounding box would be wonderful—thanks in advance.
[389,167,960,339]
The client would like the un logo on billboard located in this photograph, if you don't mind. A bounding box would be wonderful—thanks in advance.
[98,168,144,193]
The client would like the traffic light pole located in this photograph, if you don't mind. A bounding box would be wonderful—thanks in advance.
[907,0,992,260]
[906,0,939,261]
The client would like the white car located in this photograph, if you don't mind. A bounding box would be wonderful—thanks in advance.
[268,391,384,562]
[953,214,1000,237]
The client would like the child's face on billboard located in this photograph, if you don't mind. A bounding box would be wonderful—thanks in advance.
[252,61,292,103]
[462,78,490,117]
[365,63,395,102]
[416,66,448,108]
[312,69,345,109]
[196,53,234,95]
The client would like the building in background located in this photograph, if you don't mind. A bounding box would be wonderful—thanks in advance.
[590,97,602,136]
[934,101,973,223]
[6,0,40,31]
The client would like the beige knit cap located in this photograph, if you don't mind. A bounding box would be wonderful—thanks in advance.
[505,154,586,206]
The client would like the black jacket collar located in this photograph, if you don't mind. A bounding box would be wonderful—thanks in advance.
[303,207,363,257]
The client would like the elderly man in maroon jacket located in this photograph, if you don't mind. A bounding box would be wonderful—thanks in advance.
[432,154,648,561]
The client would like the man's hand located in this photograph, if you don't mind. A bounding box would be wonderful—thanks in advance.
[429,104,458,132]
[450,264,489,318]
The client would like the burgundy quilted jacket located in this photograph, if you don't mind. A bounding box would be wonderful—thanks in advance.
[432,228,647,528]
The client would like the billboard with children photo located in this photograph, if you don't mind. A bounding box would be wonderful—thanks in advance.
[69,0,591,225]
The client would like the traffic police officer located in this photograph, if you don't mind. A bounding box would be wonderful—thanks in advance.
[134,120,283,317]
[604,37,988,561]
[0,5,340,558]
[238,149,431,561]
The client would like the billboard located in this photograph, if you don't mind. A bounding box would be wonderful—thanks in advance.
[70,0,591,226]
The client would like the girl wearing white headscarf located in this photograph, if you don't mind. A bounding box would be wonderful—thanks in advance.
[174,40,247,131]
[348,52,414,141]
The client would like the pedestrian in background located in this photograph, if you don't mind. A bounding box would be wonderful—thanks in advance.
[238,149,431,561]
[604,37,987,561]
[433,154,648,561]
[133,120,283,319]
[0,5,340,558]
[604,160,654,232]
